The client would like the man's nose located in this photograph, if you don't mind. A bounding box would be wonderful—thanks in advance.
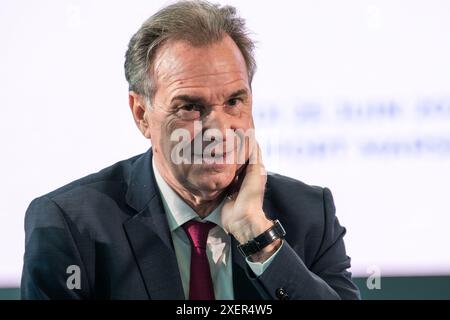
[202,106,236,138]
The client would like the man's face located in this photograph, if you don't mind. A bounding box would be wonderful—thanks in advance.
[147,35,253,199]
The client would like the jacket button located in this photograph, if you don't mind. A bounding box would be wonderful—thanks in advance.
[276,287,290,300]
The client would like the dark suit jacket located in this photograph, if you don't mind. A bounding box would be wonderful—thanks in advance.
[21,149,360,299]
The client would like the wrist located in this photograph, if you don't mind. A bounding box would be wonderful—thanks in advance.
[248,238,282,263]
[235,218,286,261]
[230,212,273,244]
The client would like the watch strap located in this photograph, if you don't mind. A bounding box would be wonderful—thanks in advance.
[237,219,286,258]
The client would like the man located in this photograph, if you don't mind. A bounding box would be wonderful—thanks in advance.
[21,0,360,300]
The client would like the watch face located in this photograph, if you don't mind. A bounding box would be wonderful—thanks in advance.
[274,220,287,237]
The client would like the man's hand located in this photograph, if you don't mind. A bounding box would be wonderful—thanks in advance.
[221,143,281,262]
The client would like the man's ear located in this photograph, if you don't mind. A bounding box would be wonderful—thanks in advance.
[129,91,151,139]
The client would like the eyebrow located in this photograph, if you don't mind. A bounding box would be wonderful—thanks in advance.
[228,89,249,99]
[170,94,206,105]
[170,89,249,105]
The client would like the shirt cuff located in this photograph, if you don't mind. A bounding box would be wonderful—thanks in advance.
[245,240,284,276]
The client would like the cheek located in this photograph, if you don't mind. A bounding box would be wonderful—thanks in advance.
[241,110,255,135]
[158,118,196,161]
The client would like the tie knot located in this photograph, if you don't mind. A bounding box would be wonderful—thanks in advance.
[182,220,216,249]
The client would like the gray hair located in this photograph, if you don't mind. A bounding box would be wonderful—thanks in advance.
[124,0,256,103]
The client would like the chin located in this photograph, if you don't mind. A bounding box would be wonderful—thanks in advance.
[190,168,235,194]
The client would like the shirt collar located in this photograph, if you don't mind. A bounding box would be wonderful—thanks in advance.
[152,157,227,233]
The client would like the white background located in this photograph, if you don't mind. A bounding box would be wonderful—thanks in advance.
[1,0,450,287]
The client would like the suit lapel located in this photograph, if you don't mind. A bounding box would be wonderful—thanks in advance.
[123,149,184,300]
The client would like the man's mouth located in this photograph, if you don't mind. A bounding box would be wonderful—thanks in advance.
[192,150,232,165]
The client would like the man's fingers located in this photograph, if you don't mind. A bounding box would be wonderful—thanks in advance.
[247,143,267,176]
[240,143,267,197]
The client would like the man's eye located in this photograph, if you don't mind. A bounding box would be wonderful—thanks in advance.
[177,104,202,120]
[181,104,200,111]
[226,98,242,107]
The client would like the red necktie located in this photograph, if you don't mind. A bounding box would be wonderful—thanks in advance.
[182,220,216,300]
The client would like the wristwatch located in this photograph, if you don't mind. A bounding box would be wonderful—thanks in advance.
[237,219,286,258]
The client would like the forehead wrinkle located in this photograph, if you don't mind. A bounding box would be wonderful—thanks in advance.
[162,69,247,89]
[168,78,249,104]
[154,45,247,87]
[153,34,249,91]
[168,77,247,93]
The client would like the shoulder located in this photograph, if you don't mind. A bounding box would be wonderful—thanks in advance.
[25,152,146,231]
[265,173,336,237]
[42,152,143,201]
[265,172,333,224]
[265,172,328,206]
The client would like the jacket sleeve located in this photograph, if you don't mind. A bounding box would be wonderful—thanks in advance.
[252,188,361,300]
[21,196,91,299]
